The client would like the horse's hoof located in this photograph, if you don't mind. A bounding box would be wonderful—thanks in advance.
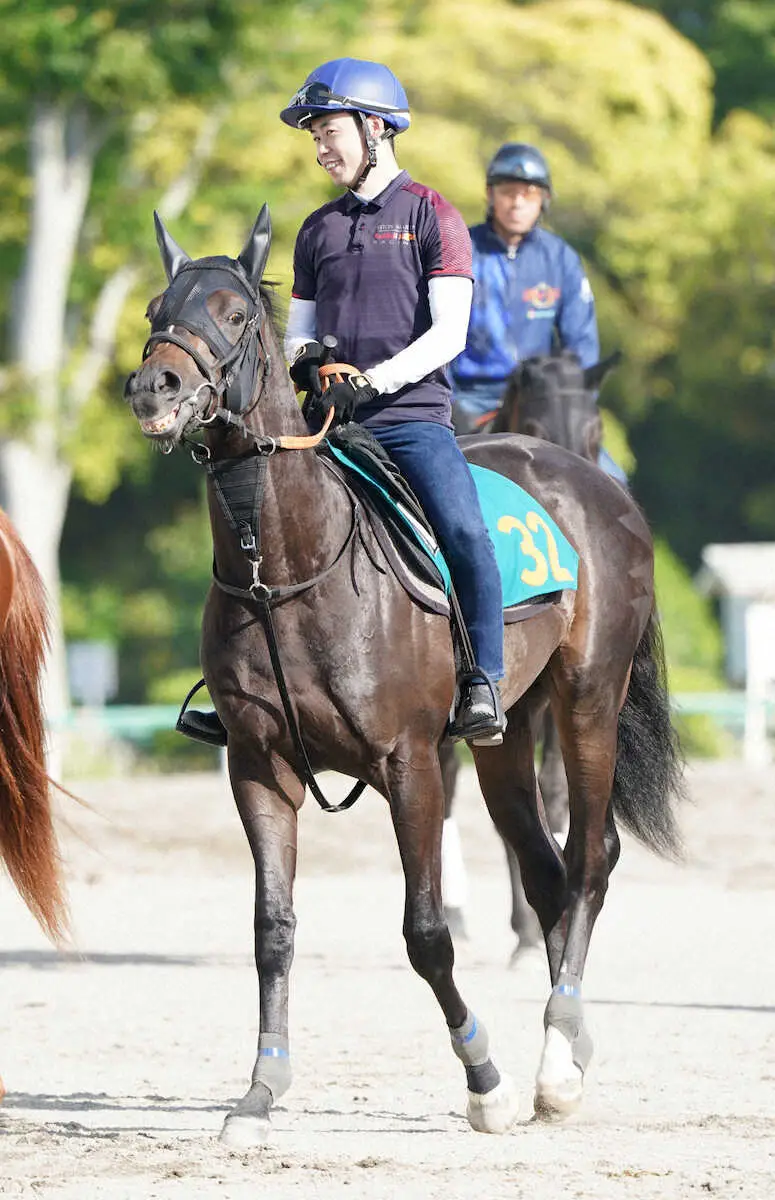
[466,1073,519,1133]
[218,1113,272,1150]
[507,941,545,971]
[534,1027,583,1120]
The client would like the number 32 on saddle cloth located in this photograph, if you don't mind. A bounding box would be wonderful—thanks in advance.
[324,439,579,623]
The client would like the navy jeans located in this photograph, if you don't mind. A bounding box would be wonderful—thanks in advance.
[370,421,504,680]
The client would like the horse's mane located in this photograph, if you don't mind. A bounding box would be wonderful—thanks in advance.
[0,512,68,942]
[259,280,285,339]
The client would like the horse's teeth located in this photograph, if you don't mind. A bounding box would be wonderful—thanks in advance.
[142,405,179,434]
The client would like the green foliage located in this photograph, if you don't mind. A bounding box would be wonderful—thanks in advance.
[653,538,724,689]
[4,0,771,712]
[600,408,635,476]
[147,670,211,706]
[632,1,775,121]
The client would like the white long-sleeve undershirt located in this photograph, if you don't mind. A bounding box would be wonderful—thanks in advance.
[284,275,473,395]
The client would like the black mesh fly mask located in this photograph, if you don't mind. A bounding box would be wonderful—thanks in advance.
[144,256,270,419]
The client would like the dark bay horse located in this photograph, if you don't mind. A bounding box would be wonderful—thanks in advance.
[125,209,683,1148]
[0,510,68,1102]
[443,351,620,957]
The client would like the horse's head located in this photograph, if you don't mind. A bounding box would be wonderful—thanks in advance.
[498,349,620,463]
[124,207,273,450]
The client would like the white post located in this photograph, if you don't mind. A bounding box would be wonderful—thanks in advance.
[744,603,775,767]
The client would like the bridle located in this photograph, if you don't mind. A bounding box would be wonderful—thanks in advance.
[142,259,273,441]
[143,261,361,813]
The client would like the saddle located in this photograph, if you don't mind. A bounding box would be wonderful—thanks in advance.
[321,423,572,628]
[322,423,451,613]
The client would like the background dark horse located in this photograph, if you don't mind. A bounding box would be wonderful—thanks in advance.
[0,510,68,1102]
[443,351,620,958]
[125,209,683,1148]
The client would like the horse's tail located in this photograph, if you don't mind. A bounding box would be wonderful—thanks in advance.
[611,607,685,859]
[0,513,68,942]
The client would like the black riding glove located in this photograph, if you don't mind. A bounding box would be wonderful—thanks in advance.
[289,341,324,398]
[317,375,379,425]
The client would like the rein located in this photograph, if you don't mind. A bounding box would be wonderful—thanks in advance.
[172,313,362,814]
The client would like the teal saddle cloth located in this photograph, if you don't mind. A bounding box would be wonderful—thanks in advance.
[327,444,578,608]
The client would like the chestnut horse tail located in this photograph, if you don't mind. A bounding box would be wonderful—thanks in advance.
[611,607,686,860]
[0,512,68,942]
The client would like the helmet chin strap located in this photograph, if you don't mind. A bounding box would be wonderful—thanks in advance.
[350,112,394,191]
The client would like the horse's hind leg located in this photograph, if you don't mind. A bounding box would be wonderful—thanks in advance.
[533,681,622,1120]
[386,743,519,1134]
[218,748,303,1149]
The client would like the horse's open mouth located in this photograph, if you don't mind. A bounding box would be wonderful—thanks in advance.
[141,402,182,437]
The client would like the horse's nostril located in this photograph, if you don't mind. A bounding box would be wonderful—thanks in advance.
[124,371,137,397]
[153,370,182,395]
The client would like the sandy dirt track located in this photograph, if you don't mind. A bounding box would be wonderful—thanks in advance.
[1,759,773,1199]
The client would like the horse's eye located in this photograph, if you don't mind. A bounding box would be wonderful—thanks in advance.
[229,311,246,326]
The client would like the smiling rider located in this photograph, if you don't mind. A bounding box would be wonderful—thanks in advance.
[281,58,506,745]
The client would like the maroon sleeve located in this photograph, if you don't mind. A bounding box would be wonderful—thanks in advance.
[406,182,473,280]
[291,224,316,301]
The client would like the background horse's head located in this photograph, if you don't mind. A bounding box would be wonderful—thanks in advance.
[492,349,620,462]
[124,207,273,451]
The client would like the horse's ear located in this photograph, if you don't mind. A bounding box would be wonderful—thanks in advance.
[583,350,622,392]
[154,211,191,282]
[237,204,272,287]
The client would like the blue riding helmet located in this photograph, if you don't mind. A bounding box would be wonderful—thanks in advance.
[280,58,411,133]
[486,143,552,194]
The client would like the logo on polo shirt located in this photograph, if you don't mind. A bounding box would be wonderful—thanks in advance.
[523,283,561,317]
[374,223,416,244]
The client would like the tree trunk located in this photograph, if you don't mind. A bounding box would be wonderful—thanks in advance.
[0,102,96,764]
[0,101,224,773]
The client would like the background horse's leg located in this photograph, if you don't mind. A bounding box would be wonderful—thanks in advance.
[439,739,468,940]
[538,710,569,839]
[472,697,568,968]
[219,749,303,1149]
[503,839,543,962]
[386,744,519,1134]
[503,700,566,964]
[533,680,621,1120]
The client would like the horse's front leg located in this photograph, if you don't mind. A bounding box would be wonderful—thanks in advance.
[387,744,519,1134]
[219,746,303,1149]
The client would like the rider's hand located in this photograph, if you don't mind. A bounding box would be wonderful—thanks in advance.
[317,374,379,425]
[289,341,324,398]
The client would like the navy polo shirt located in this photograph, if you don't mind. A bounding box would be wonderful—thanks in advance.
[292,170,473,428]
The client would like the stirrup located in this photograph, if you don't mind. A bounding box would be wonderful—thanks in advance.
[176,708,228,747]
[447,668,506,748]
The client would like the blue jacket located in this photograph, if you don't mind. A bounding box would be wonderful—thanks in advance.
[452,222,599,386]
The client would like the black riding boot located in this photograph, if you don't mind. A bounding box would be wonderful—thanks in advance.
[447,671,507,748]
[176,708,228,747]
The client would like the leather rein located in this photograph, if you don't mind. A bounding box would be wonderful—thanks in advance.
[165,316,366,814]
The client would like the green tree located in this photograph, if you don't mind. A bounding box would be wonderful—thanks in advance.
[0,0,366,728]
[631,1,775,121]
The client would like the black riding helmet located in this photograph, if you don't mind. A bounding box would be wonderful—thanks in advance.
[486,143,552,200]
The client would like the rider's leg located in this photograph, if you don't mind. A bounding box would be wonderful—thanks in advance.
[370,420,505,743]
[450,381,506,435]
[596,446,628,486]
